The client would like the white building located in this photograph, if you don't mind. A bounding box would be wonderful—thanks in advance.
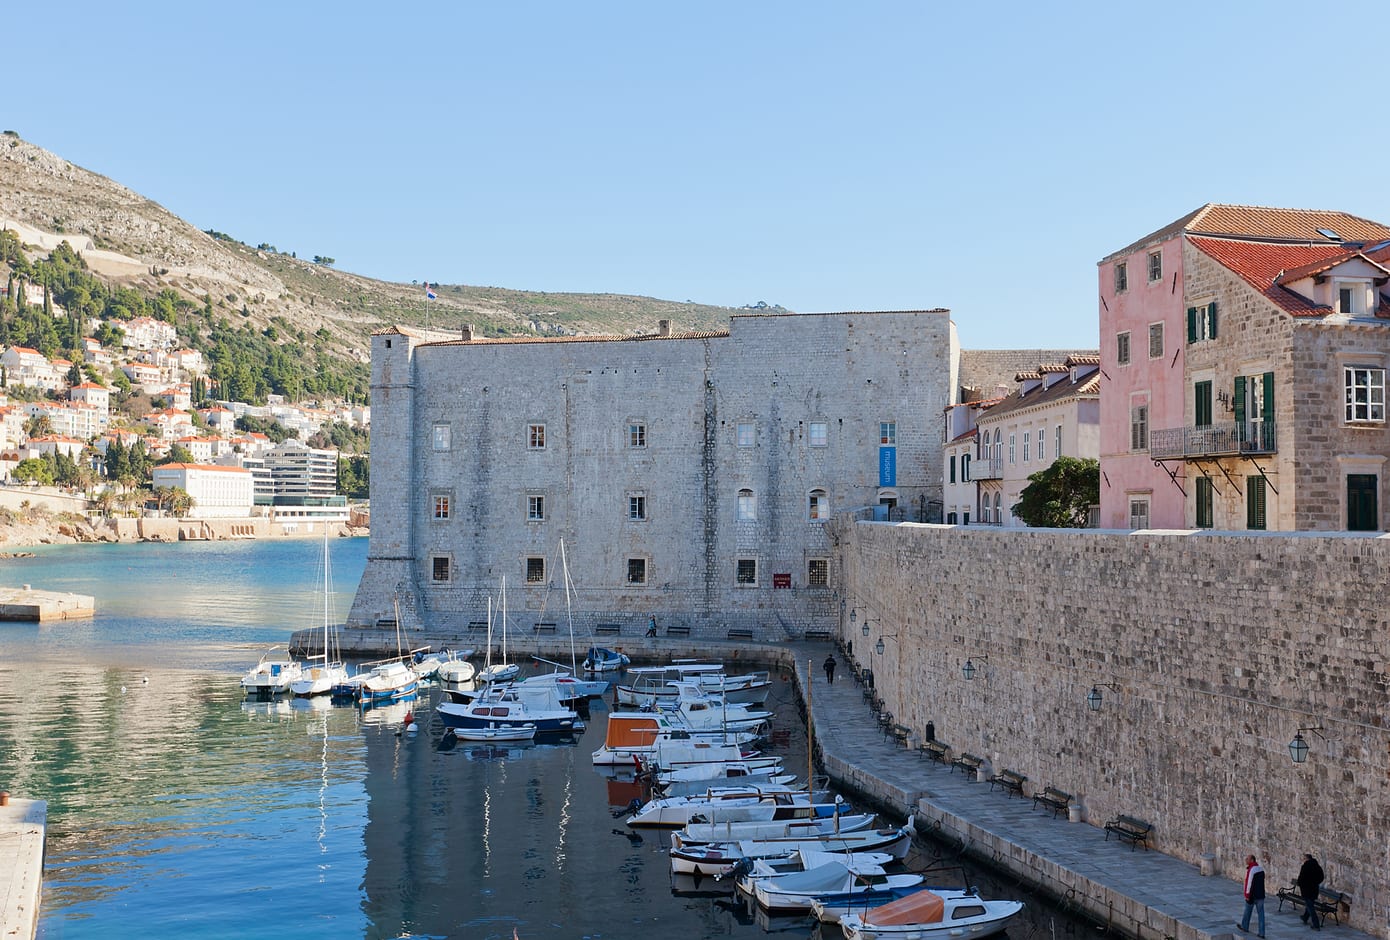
[149,463,254,519]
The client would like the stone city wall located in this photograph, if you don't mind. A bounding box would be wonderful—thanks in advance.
[836,519,1389,931]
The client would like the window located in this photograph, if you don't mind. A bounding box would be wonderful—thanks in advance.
[962,511,970,525]
[527,423,546,449]
[949,455,956,484]
[737,488,756,521]
[993,429,1001,461]
[1344,367,1386,422]
[807,558,829,587]
[626,558,647,585]
[526,557,546,583]
[1054,425,1062,458]
[432,423,451,451]
[628,494,647,520]
[1036,427,1045,460]
[1147,250,1162,283]
[808,488,828,520]
[736,422,755,447]
[1130,405,1149,451]
[1117,332,1131,366]
[1187,302,1218,343]
[1129,498,1150,530]
[432,494,451,520]
[1348,474,1378,531]
[528,495,545,521]
[1022,430,1030,463]
[993,492,1001,524]
[947,512,958,524]
[431,556,450,582]
[627,422,647,448]
[1336,280,1370,315]
[1195,477,1214,528]
[962,453,971,481]
[1234,372,1274,448]
[979,500,990,524]
[1148,322,1164,359]
[736,558,757,586]
[1008,433,1016,464]
[879,422,897,445]
[1194,380,1213,427]
[809,421,827,446]
[1246,476,1266,530]
[1114,262,1128,293]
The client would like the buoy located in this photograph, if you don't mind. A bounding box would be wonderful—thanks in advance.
[120,686,127,693]
[141,676,149,685]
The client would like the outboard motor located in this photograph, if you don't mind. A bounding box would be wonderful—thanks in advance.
[717,857,754,882]
[612,797,643,819]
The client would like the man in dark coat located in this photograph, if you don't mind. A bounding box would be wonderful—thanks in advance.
[1297,853,1324,929]
[823,654,836,683]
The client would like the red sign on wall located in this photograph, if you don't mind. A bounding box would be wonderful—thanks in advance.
[773,573,791,589]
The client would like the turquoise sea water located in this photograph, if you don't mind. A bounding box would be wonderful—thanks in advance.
[0,539,1089,940]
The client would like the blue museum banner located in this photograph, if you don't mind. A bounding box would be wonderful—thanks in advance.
[879,446,896,487]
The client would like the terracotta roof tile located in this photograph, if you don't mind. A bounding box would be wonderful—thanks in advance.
[1065,354,1101,367]
[1103,203,1390,262]
[1188,237,1356,317]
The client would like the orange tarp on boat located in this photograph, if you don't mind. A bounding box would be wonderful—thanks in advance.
[866,889,944,926]
[603,715,663,747]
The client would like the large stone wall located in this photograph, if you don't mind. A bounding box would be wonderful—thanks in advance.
[836,519,1389,931]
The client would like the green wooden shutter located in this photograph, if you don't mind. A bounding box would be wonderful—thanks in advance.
[1208,301,1218,339]
[1247,476,1266,530]
[1233,375,1246,429]
[1195,381,1212,427]
[1262,371,1275,448]
[1187,307,1197,344]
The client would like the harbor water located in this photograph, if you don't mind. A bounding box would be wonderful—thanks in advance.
[0,538,1097,939]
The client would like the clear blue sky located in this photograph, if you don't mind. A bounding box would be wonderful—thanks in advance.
[8,2,1390,350]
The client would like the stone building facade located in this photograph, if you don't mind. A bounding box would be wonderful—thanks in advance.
[834,519,1389,934]
[349,310,958,634]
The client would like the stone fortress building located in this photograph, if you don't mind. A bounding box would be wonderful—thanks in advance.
[349,309,963,635]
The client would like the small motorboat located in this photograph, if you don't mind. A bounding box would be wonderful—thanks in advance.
[677,813,878,844]
[356,660,420,705]
[746,858,924,913]
[627,786,850,829]
[414,648,474,681]
[837,886,1025,940]
[582,646,630,673]
[668,817,915,878]
[449,723,537,743]
[239,647,302,697]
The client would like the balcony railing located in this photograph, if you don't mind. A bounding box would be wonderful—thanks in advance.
[971,457,1004,480]
[1149,419,1277,460]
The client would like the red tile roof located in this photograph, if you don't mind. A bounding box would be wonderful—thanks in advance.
[1188,237,1363,317]
[1103,203,1390,261]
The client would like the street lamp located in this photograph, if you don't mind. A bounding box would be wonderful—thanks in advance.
[1087,682,1120,711]
[874,634,899,656]
[1289,726,1324,764]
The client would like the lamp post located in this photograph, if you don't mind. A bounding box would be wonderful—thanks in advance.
[1289,726,1324,763]
[874,634,899,656]
[1087,682,1120,711]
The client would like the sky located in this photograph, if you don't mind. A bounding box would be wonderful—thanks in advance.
[8,1,1390,351]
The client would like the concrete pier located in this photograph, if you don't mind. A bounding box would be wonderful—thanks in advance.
[0,586,94,621]
[0,796,46,940]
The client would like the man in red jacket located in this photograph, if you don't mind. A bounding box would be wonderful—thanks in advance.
[1237,854,1266,937]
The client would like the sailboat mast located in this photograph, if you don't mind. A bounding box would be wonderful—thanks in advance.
[560,538,577,672]
[485,596,493,670]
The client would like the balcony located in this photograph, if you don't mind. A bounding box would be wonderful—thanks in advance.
[1149,419,1277,460]
[972,457,1004,480]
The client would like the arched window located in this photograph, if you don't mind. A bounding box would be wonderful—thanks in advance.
[808,488,828,520]
[994,492,1002,525]
[980,498,990,524]
[993,429,1002,461]
[737,488,756,521]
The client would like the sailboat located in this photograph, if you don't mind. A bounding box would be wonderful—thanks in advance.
[352,597,420,705]
[291,530,350,697]
[522,540,608,699]
[478,579,521,684]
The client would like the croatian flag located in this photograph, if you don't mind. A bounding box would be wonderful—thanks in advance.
[425,281,437,300]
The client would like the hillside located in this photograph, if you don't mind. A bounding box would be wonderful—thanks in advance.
[0,131,744,389]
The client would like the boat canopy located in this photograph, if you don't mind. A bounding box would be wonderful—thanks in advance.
[867,889,945,926]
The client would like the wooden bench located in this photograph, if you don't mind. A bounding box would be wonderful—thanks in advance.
[665,625,691,637]
[594,623,621,635]
[726,628,754,640]
[918,739,950,764]
[803,629,833,641]
[466,621,488,632]
[1276,885,1350,926]
[1103,814,1153,850]
[1032,785,1073,818]
[533,622,558,634]
[988,769,1028,798]
[889,723,911,748]
[951,752,984,776]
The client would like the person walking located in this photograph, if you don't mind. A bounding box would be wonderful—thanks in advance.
[1297,853,1324,929]
[645,616,657,637]
[1237,854,1266,937]
[823,654,836,683]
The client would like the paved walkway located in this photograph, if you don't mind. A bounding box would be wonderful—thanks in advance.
[793,643,1366,940]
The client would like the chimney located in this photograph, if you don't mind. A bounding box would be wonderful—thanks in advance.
[657,319,671,337]
[461,323,474,341]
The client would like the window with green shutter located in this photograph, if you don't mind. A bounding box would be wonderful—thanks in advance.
[1196,477,1214,528]
[1247,475,1267,530]
[1187,302,1218,343]
[1194,381,1212,427]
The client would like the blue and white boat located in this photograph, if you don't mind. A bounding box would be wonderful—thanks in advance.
[354,660,420,705]
[436,685,581,734]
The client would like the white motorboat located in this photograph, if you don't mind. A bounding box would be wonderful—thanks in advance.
[627,786,850,829]
[240,646,302,697]
[437,686,581,734]
[290,531,350,698]
[657,771,798,799]
[837,887,1025,940]
[668,817,914,878]
[592,715,760,766]
[653,758,786,788]
[356,660,420,705]
[738,849,898,886]
[678,813,879,844]
[448,723,536,743]
[436,655,478,684]
[746,858,924,913]
[414,648,474,681]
